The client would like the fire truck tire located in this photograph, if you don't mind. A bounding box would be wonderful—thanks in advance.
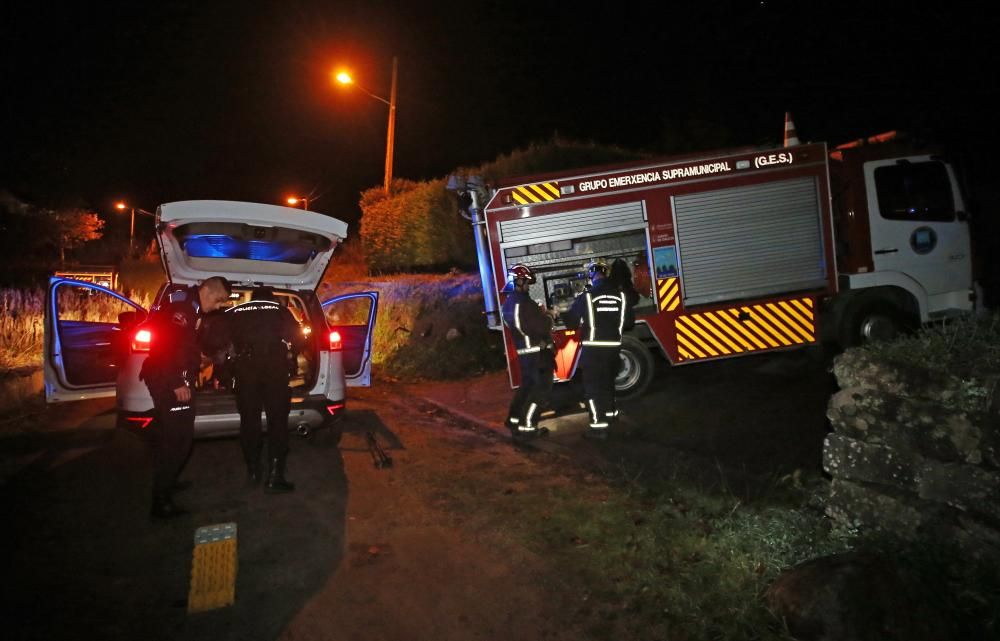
[616,336,655,400]
[839,300,910,348]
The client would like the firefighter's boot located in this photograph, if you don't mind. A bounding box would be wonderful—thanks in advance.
[265,456,295,493]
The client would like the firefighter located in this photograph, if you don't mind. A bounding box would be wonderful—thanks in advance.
[228,286,303,492]
[565,258,635,440]
[501,263,556,441]
[140,276,232,519]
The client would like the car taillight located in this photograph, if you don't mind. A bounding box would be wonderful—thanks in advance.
[132,328,152,352]
[326,402,345,415]
[329,330,342,351]
[126,416,154,429]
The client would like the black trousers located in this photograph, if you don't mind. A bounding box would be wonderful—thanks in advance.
[506,350,554,430]
[235,361,291,461]
[151,394,194,495]
[580,346,619,429]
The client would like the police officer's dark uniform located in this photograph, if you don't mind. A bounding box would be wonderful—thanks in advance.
[501,264,555,441]
[565,259,635,439]
[140,277,231,518]
[228,286,302,492]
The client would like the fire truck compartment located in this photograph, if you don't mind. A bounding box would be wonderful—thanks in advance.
[672,176,828,307]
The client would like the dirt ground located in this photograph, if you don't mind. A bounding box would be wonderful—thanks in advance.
[2,351,835,640]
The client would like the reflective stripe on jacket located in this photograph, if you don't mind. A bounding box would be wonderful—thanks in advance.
[501,290,553,354]
[566,280,635,347]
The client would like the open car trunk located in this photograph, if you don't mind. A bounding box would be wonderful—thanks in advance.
[190,287,323,416]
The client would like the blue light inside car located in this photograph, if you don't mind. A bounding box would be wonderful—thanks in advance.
[184,235,315,264]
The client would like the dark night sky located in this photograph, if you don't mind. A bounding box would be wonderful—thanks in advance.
[3,1,999,233]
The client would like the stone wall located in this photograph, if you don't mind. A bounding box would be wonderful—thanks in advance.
[822,349,1000,561]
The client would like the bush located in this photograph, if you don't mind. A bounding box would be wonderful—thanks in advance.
[863,312,1000,379]
[320,273,505,380]
[358,137,650,274]
[360,179,474,273]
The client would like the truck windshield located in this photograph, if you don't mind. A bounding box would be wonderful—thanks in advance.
[874,161,955,222]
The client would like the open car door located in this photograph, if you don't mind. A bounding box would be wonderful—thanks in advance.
[44,277,146,402]
[321,291,379,387]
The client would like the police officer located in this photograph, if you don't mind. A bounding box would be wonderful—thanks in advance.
[565,258,635,440]
[228,286,303,492]
[501,264,555,441]
[140,276,232,518]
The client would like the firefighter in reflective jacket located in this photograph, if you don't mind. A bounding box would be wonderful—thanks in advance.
[501,264,555,441]
[139,276,232,518]
[565,258,635,439]
[228,286,303,492]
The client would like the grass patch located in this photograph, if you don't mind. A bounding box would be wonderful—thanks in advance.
[1,286,152,372]
[864,312,1000,379]
[419,449,849,640]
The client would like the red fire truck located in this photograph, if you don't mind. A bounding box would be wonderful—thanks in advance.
[469,131,974,398]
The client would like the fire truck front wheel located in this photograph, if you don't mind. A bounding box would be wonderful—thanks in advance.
[616,336,655,400]
[839,300,912,348]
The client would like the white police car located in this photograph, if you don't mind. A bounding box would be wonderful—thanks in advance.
[43,200,378,441]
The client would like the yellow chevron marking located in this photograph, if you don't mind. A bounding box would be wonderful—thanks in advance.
[707,310,764,350]
[674,298,816,362]
[736,308,781,348]
[675,333,706,360]
[689,317,733,355]
[774,301,815,337]
[657,278,679,312]
[677,318,722,356]
[512,182,559,205]
[539,182,561,198]
[755,305,801,345]
[764,302,810,342]
[789,298,815,322]
[690,313,744,353]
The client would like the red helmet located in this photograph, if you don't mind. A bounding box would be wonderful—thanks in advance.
[502,263,536,292]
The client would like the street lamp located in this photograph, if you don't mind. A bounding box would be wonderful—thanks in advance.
[334,56,398,194]
[115,201,155,255]
[286,196,310,210]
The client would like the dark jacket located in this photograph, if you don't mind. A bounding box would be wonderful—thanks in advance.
[227,299,301,366]
[501,290,553,355]
[609,258,641,308]
[139,286,202,403]
[565,279,636,347]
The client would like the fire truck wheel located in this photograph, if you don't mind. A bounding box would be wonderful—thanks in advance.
[839,301,908,348]
[616,336,655,400]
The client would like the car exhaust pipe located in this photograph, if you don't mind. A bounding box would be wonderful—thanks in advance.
[295,422,311,437]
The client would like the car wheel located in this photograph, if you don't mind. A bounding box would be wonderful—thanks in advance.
[615,336,655,400]
[839,301,910,348]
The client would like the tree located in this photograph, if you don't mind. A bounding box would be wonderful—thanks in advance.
[47,208,104,264]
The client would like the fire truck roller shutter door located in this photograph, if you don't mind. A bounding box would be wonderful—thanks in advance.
[673,177,828,307]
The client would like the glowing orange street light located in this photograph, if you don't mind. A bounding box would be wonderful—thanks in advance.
[115,201,155,254]
[286,196,309,210]
[334,56,398,194]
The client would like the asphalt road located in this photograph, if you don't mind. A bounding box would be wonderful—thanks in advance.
[0,346,838,640]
